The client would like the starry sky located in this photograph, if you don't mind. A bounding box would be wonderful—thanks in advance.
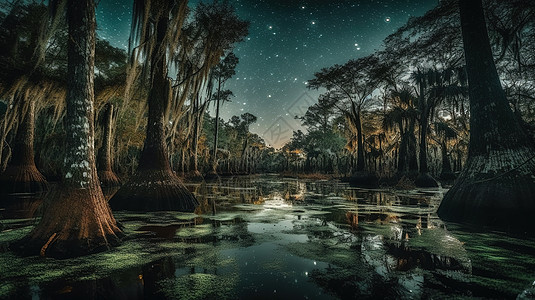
[96,0,439,148]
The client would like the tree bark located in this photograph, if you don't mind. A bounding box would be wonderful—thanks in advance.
[97,103,120,187]
[437,0,535,231]
[206,80,222,179]
[17,0,123,258]
[109,10,198,211]
[186,108,203,181]
[0,99,48,193]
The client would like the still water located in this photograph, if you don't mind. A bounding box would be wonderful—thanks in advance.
[1,174,535,299]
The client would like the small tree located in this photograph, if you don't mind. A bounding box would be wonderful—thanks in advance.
[308,55,384,186]
[206,52,239,179]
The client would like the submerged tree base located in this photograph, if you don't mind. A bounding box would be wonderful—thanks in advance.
[98,170,121,188]
[348,171,379,188]
[0,164,48,194]
[204,171,220,181]
[14,187,123,258]
[110,169,199,212]
[185,170,204,182]
[438,150,535,232]
[439,171,457,181]
[415,173,439,188]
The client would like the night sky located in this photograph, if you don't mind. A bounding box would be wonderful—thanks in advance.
[96,0,438,148]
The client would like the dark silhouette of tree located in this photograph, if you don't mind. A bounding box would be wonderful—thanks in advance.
[206,52,239,179]
[308,55,385,186]
[296,96,346,174]
[437,0,535,230]
[238,112,257,174]
[433,121,457,180]
[0,2,50,193]
[18,0,123,258]
[110,0,198,211]
[382,87,419,177]
[97,103,120,187]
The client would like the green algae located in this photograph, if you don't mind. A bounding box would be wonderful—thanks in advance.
[0,282,15,298]
[0,226,32,243]
[1,175,534,299]
[158,273,239,300]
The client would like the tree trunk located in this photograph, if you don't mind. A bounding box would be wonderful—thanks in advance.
[0,99,48,193]
[407,120,419,174]
[355,110,365,172]
[97,103,120,187]
[439,141,455,180]
[17,0,123,258]
[415,85,438,187]
[110,10,198,211]
[206,80,222,179]
[186,109,203,181]
[350,107,377,187]
[241,137,248,174]
[437,0,535,231]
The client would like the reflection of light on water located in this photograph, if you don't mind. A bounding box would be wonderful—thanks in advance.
[263,196,293,209]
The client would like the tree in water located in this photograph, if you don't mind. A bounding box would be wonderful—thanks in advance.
[308,55,384,187]
[382,87,419,178]
[0,98,48,193]
[437,0,535,231]
[97,103,121,187]
[0,3,50,194]
[17,0,123,258]
[413,70,439,187]
[433,121,457,180]
[237,113,257,174]
[110,0,199,211]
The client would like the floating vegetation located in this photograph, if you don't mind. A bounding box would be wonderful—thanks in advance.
[1,175,534,298]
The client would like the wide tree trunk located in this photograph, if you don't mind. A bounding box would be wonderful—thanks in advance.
[0,99,48,194]
[97,103,120,187]
[437,0,535,231]
[17,0,123,258]
[109,11,198,212]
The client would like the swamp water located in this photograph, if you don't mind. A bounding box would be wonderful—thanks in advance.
[1,174,535,299]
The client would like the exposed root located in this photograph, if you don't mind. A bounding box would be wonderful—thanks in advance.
[15,187,123,258]
[40,233,57,257]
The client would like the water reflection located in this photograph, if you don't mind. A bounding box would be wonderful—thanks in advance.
[1,175,534,299]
